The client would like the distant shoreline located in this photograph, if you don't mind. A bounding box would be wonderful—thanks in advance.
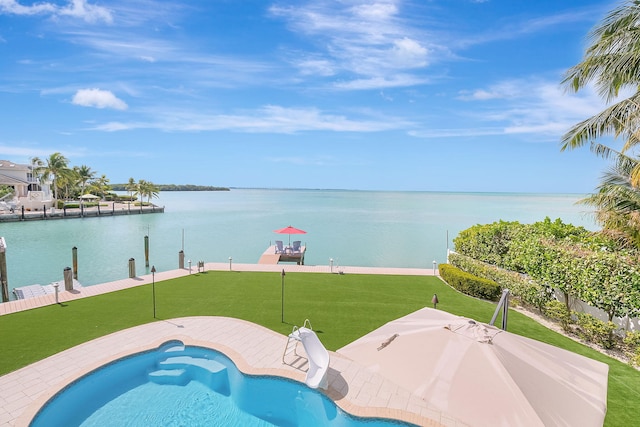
[110,184,230,192]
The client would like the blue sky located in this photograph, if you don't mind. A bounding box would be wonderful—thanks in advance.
[0,0,621,192]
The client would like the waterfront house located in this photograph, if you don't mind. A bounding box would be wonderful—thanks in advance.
[0,160,53,211]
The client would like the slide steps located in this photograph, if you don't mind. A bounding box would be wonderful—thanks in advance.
[282,319,330,389]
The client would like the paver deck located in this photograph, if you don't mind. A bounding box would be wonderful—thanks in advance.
[0,263,450,427]
[2,316,466,427]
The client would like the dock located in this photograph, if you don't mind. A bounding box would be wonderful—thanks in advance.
[258,245,306,265]
[0,202,164,223]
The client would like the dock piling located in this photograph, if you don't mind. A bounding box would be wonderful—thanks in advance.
[72,246,78,280]
[0,237,8,302]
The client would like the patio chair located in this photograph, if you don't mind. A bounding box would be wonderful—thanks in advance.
[292,241,301,253]
[275,240,285,254]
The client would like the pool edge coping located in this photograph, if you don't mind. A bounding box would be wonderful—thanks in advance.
[14,317,453,427]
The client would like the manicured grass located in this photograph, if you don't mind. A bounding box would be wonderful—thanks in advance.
[1,271,638,426]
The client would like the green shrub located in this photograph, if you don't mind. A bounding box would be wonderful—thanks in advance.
[575,312,617,349]
[624,331,640,366]
[624,330,640,349]
[439,264,502,301]
[544,300,573,332]
[103,193,136,202]
[448,252,553,311]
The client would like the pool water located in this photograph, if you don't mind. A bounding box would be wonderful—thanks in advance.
[31,341,417,427]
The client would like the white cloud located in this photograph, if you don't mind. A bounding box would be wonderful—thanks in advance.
[392,37,428,68]
[59,0,112,24]
[270,1,435,89]
[412,78,608,141]
[0,143,87,161]
[0,0,112,23]
[350,2,398,21]
[296,58,335,76]
[90,105,412,134]
[457,81,523,100]
[334,74,428,90]
[72,88,128,110]
[0,0,55,16]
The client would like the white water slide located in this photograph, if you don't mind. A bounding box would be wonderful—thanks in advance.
[288,324,329,389]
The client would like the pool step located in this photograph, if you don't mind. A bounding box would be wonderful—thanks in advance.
[158,356,230,395]
[148,368,188,386]
[160,356,226,373]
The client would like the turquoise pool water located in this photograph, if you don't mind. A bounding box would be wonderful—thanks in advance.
[31,341,417,427]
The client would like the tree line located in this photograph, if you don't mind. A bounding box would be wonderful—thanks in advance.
[30,152,159,204]
[109,184,229,192]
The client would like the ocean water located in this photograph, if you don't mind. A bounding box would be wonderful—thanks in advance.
[0,189,596,296]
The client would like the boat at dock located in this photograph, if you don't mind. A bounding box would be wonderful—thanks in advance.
[13,280,82,300]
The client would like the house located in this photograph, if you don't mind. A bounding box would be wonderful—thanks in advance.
[0,160,53,211]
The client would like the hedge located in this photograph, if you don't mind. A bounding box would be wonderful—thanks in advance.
[448,252,553,311]
[439,263,502,301]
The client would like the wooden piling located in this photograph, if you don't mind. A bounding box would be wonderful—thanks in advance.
[0,238,8,302]
[72,246,78,280]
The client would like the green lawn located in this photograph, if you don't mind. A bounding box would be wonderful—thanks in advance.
[1,271,638,426]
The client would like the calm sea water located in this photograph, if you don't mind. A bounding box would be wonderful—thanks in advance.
[0,189,596,296]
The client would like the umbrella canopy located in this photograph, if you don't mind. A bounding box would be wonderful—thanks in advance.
[273,225,306,245]
[338,308,608,427]
[79,194,99,200]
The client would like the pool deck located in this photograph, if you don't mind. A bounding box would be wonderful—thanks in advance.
[0,263,465,427]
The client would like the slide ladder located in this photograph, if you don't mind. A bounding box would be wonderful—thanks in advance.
[282,319,330,389]
[282,319,312,364]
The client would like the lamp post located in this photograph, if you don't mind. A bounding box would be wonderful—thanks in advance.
[229,257,232,271]
[188,259,192,274]
[330,258,333,273]
[281,269,286,323]
[151,265,156,318]
[433,260,437,275]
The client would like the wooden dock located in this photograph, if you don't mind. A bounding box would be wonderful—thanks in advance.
[258,245,306,265]
[0,202,164,223]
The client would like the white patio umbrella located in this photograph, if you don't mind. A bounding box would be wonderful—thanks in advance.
[79,194,99,200]
[338,308,608,427]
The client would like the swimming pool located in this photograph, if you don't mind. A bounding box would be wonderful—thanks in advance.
[31,340,417,426]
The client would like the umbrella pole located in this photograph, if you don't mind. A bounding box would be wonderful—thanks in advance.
[489,289,510,330]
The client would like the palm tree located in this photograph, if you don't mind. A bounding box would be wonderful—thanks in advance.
[141,181,160,205]
[135,179,146,206]
[89,175,110,200]
[561,1,640,186]
[33,152,71,203]
[562,1,640,243]
[579,145,640,247]
[75,165,96,197]
[125,177,137,205]
[563,1,640,100]
[74,165,96,215]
